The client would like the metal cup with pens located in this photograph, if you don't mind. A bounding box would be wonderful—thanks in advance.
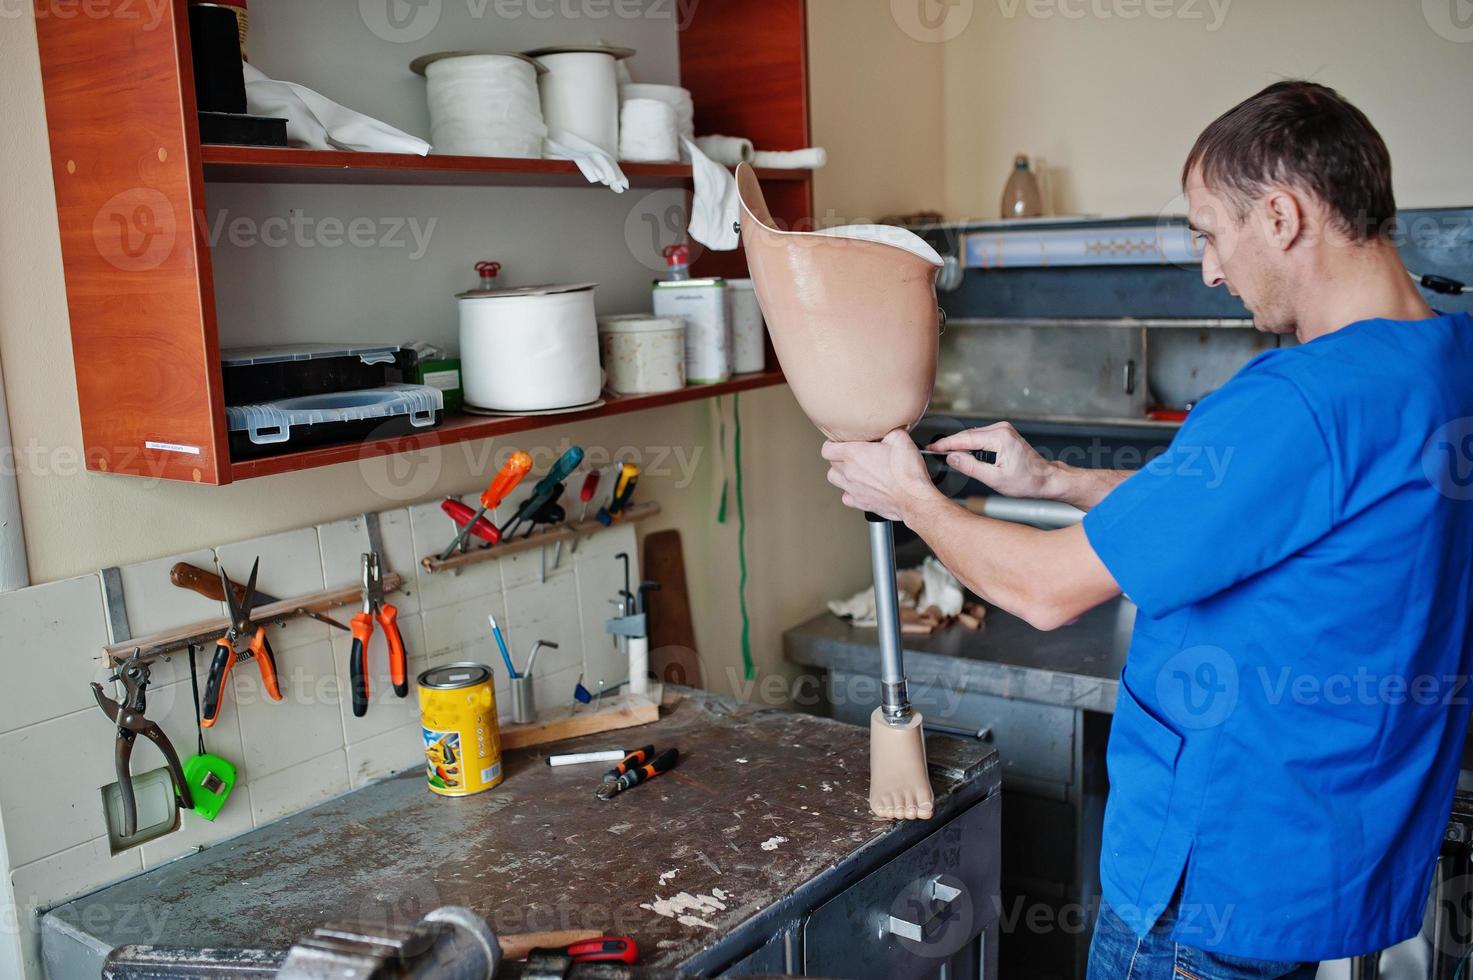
[489,612,558,725]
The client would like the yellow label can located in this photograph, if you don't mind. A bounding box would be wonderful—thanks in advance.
[417,663,503,797]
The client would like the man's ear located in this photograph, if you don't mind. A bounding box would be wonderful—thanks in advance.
[1261,188,1304,252]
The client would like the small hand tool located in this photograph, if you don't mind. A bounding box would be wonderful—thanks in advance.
[203,558,283,729]
[596,747,678,800]
[919,449,999,464]
[439,498,499,547]
[91,651,194,837]
[601,744,656,782]
[596,461,639,526]
[527,936,639,965]
[169,561,349,632]
[523,639,558,677]
[437,451,533,560]
[568,467,603,555]
[488,612,518,678]
[498,446,584,540]
[349,552,408,717]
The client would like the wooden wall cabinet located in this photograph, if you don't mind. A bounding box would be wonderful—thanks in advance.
[33,0,812,484]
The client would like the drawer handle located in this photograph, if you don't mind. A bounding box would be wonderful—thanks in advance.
[885,877,964,942]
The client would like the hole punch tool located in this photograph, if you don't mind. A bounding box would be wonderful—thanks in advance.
[202,557,284,729]
[350,551,408,718]
[91,651,194,837]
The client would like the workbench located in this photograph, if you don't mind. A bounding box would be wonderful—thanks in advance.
[785,599,1132,979]
[42,689,1001,979]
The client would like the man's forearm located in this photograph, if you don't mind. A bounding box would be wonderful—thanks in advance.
[903,493,1121,631]
[1043,463,1135,511]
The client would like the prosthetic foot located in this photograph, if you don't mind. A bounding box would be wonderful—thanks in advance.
[866,515,935,821]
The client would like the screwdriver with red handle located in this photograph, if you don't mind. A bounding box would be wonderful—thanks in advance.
[528,936,639,965]
[437,451,533,560]
[440,499,499,546]
[568,468,602,555]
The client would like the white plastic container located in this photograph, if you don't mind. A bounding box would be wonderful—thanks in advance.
[597,315,686,395]
[653,278,730,385]
[457,282,602,412]
[725,278,767,374]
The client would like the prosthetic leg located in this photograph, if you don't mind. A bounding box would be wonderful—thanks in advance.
[866,514,934,820]
[735,163,943,820]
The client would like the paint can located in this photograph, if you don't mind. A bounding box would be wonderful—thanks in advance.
[418,663,503,797]
[653,278,730,384]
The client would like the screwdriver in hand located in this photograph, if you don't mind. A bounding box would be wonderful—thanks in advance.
[437,452,533,560]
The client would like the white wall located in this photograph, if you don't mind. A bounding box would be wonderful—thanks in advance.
[940,0,1473,219]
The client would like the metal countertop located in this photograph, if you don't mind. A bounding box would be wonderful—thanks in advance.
[44,688,999,977]
[784,598,1136,715]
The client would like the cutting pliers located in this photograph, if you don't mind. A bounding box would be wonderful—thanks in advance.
[203,558,284,728]
[350,552,407,718]
[91,652,194,837]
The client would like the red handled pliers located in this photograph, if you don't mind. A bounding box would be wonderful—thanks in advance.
[203,558,283,728]
[349,552,407,718]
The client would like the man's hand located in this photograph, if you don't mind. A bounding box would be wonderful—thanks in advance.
[928,422,1063,500]
[821,430,943,522]
[929,422,1134,511]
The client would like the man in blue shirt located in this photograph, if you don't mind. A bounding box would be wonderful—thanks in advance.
[822,80,1473,977]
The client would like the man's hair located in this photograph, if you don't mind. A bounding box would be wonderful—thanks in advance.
[1182,80,1395,241]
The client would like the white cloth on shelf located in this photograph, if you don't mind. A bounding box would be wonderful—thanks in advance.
[618,99,680,163]
[693,134,754,166]
[751,147,827,170]
[545,127,629,193]
[242,62,430,155]
[683,138,739,251]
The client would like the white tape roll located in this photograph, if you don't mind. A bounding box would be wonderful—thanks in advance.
[619,83,693,156]
[618,98,679,163]
[535,51,621,158]
[426,55,546,158]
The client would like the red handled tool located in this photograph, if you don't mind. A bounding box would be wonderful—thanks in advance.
[439,498,499,546]
[349,552,407,717]
[437,451,533,560]
[529,936,639,965]
[568,468,602,555]
[596,747,679,800]
[203,558,283,729]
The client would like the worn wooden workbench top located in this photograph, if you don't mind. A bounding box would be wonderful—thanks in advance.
[45,689,998,975]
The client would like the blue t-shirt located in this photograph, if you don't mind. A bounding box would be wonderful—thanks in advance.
[1083,312,1473,960]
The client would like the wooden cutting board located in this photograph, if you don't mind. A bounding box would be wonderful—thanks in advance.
[642,529,703,688]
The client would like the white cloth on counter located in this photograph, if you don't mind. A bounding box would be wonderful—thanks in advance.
[693,134,754,167]
[242,63,430,155]
[545,127,629,193]
[828,557,964,628]
[683,138,739,251]
[751,147,827,170]
[618,98,680,163]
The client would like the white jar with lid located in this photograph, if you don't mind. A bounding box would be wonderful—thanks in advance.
[597,315,686,395]
[725,278,766,374]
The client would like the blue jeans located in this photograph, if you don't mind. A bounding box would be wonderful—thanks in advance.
[1087,899,1319,980]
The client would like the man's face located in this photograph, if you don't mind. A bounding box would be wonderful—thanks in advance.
[1184,166,1296,335]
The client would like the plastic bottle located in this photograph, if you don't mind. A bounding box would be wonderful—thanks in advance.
[661,243,691,281]
[1000,155,1043,220]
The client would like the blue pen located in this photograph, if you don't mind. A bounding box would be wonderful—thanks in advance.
[487,612,518,679]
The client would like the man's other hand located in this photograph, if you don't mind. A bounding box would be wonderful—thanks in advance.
[928,422,1062,500]
[821,430,941,523]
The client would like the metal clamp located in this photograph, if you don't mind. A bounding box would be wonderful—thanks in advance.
[885,877,966,942]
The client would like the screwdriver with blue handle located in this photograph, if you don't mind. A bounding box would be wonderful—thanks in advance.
[499,446,585,539]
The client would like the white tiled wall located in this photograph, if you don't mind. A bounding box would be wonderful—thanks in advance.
[0,497,638,979]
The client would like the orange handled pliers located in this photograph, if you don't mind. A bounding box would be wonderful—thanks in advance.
[349,552,406,718]
[203,558,283,728]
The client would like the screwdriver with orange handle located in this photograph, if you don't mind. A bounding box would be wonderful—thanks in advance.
[436,451,533,560]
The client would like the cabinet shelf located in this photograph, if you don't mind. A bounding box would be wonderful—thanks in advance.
[201,145,811,189]
[228,370,787,481]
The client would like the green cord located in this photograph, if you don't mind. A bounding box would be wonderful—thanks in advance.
[734,393,753,680]
[716,397,729,524]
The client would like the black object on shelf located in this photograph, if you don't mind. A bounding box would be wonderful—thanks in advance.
[221,344,417,406]
[188,4,246,113]
[198,111,288,148]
